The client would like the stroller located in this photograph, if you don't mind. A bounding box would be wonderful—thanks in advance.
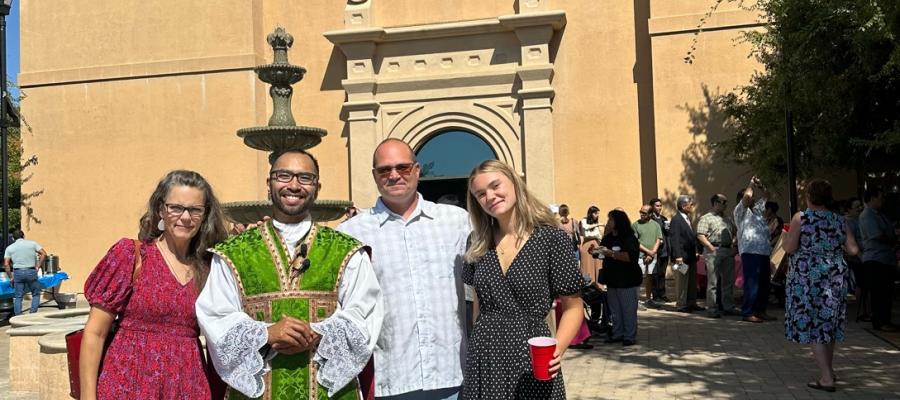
[581,274,612,335]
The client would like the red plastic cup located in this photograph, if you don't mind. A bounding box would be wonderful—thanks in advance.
[528,336,557,381]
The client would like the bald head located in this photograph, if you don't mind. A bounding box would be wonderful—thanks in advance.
[373,138,415,167]
[372,138,420,207]
[639,204,652,221]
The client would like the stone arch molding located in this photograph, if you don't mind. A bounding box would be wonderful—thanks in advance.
[325,3,565,205]
[385,102,520,171]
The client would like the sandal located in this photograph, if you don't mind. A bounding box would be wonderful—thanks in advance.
[807,380,836,393]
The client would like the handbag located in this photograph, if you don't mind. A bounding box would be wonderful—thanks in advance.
[581,282,603,303]
[66,240,143,399]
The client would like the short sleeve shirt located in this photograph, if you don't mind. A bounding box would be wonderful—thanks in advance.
[336,194,471,396]
[631,220,662,250]
[696,212,735,246]
[734,200,772,256]
[3,239,42,269]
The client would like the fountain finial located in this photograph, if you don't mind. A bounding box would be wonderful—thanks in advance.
[267,25,294,64]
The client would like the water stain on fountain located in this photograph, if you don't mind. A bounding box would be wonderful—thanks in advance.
[225,26,352,224]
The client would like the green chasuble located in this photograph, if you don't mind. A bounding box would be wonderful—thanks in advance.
[211,220,365,400]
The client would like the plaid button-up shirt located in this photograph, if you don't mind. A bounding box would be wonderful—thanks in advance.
[337,194,470,396]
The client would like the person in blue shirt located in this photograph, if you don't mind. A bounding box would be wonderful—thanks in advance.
[3,230,48,315]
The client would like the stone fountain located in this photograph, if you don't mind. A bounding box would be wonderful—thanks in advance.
[223,26,352,223]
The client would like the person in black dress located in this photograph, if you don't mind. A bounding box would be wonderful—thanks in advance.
[462,160,584,400]
[596,209,643,346]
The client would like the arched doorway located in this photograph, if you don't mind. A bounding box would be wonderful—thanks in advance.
[416,130,497,209]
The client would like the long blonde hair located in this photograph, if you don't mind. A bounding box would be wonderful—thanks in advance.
[465,160,557,263]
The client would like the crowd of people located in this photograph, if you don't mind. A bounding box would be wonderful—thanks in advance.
[66,133,896,399]
[555,177,897,394]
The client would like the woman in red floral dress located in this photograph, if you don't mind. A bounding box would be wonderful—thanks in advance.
[80,170,228,399]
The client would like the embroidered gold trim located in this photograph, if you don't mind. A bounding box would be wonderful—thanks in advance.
[334,243,368,292]
[220,223,363,400]
[243,290,339,304]
[309,355,320,399]
[244,301,272,322]
[210,249,248,304]
[260,221,288,291]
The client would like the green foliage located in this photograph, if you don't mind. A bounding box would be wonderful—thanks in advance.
[3,84,40,230]
[710,0,900,183]
[5,107,22,230]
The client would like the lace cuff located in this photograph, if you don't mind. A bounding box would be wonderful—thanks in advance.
[214,319,269,398]
[311,317,371,397]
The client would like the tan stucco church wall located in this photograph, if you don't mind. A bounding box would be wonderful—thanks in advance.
[19,0,768,290]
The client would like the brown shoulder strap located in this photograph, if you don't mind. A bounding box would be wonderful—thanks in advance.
[132,239,143,283]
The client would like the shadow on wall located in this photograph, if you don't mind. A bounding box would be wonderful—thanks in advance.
[661,84,758,214]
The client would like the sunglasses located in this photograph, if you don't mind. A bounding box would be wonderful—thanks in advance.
[373,163,417,178]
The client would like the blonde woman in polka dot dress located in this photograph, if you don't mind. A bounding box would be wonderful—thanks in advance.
[463,160,585,399]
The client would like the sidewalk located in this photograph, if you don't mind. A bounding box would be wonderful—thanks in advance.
[3,301,898,400]
[562,301,900,400]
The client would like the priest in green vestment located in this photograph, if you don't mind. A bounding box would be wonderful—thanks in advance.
[197,150,384,399]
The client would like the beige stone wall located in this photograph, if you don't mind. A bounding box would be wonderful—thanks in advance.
[371,0,512,27]
[551,1,644,218]
[19,1,269,290]
[646,2,768,219]
[19,0,784,289]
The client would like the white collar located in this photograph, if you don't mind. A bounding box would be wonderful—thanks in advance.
[272,216,313,244]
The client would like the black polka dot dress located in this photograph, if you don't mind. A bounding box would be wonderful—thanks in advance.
[462,226,584,400]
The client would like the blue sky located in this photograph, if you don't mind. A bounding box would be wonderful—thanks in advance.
[4,1,19,99]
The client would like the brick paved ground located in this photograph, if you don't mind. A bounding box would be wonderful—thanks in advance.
[3,297,898,400]
[562,298,900,400]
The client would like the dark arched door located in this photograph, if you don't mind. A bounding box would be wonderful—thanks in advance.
[416,130,497,209]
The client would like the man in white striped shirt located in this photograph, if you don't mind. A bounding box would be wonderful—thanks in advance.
[338,139,470,400]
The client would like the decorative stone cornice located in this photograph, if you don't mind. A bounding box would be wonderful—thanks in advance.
[498,11,566,30]
[324,10,566,45]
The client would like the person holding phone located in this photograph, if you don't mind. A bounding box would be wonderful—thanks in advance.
[597,210,643,346]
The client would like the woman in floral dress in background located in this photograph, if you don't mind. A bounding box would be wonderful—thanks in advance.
[783,179,859,393]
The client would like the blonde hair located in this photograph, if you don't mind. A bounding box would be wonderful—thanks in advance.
[465,160,557,263]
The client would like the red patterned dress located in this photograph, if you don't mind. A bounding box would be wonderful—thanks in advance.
[84,238,213,399]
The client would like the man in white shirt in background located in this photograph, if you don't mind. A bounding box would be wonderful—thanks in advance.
[339,139,470,400]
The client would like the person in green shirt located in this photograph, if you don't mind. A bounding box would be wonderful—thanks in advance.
[632,205,663,308]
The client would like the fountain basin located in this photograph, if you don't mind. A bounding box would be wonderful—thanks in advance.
[256,63,306,85]
[237,125,327,152]
[224,199,352,224]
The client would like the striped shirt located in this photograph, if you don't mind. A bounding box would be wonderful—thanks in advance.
[337,193,471,396]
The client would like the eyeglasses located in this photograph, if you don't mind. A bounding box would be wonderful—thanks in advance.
[164,203,206,218]
[270,170,318,185]
[373,163,417,178]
